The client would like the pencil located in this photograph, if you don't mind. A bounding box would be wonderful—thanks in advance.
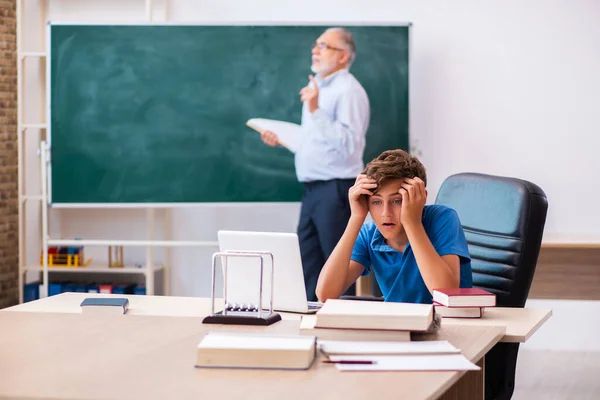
[322,360,376,365]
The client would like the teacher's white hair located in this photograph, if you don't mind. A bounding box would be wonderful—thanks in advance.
[325,27,357,67]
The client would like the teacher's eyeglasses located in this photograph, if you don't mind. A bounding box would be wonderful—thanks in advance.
[312,42,345,52]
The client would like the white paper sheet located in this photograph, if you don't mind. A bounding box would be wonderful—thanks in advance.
[246,118,302,153]
[318,340,461,356]
[330,354,480,372]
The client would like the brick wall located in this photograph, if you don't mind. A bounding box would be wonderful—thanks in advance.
[0,0,18,308]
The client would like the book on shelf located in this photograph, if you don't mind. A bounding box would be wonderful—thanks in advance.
[195,332,316,370]
[433,302,483,318]
[299,315,411,342]
[246,118,301,153]
[314,299,433,332]
[432,288,496,307]
[80,297,129,315]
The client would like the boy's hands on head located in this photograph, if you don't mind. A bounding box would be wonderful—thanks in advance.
[399,177,427,229]
[349,174,377,221]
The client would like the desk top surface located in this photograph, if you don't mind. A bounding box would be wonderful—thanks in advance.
[0,307,503,400]
[5,292,551,343]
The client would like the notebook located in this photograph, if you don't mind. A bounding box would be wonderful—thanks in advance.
[246,118,301,153]
[299,315,411,342]
[433,288,496,307]
[196,332,317,370]
[315,299,433,332]
[80,297,129,315]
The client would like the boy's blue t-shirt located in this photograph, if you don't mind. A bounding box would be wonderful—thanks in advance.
[351,204,472,304]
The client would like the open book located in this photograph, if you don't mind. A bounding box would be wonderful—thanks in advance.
[246,118,301,153]
[196,332,316,370]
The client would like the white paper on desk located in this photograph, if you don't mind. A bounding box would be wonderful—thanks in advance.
[246,118,302,153]
[318,340,460,356]
[331,354,480,372]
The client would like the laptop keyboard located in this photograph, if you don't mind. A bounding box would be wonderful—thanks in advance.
[307,301,323,310]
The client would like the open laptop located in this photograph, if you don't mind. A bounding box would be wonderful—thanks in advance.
[217,230,323,314]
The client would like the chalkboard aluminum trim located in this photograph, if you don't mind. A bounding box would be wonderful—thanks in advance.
[47,21,413,27]
[46,21,53,204]
[408,23,414,156]
[50,202,302,209]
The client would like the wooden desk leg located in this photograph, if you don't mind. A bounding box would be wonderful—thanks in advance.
[439,357,484,400]
[356,275,372,296]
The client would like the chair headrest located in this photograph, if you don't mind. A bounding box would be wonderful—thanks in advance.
[435,173,547,238]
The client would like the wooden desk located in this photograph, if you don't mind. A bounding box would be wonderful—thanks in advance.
[542,233,600,248]
[5,293,551,343]
[441,307,552,343]
[1,294,506,400]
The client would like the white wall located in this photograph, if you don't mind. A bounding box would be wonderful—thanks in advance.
[22,0,600,297]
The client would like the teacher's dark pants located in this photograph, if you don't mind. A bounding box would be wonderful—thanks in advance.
[298,178,356,301]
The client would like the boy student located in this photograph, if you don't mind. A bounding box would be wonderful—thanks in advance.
[315,149,472,304]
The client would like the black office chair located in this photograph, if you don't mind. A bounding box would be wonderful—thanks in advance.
[343,172,548,400]
[434,172,548,400]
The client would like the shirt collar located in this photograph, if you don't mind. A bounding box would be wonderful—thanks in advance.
[315,68,349,87]
[370,227,411,253]
[371,228,395,252]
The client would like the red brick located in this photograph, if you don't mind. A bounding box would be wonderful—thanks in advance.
[0,0,17,309]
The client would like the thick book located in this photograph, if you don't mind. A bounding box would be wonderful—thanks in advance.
[433,288,496,307]
[80,297,129,315]
[299,315,411,342]
[433,302,483,318]
[315,299,433,332]
[195,332,316,370]
[246,118,301,153]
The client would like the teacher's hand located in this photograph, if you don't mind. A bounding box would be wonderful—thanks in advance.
[260,130,279,147]
[300,75,319,113]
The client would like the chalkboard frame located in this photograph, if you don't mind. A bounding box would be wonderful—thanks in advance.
[47,22,412,207]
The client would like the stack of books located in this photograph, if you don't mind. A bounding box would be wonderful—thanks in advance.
[432,288,496,318]
[299,299,435,342]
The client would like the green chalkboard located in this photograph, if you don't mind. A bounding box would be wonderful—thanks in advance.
[49,24,409,203]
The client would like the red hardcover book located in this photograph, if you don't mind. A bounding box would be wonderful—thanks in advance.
[432,288,496,307]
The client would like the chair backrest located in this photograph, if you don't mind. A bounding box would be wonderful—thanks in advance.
[434,173,548,308]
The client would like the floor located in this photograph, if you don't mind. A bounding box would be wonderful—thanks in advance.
[514,349,600,400]
[509,298,600,399]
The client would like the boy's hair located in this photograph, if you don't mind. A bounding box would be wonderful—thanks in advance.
[363,149,427,188]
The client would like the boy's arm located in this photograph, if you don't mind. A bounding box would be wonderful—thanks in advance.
[405,226,461,293]
[315,174,377,302]
[315,216,366,302]
[400,178,461,293]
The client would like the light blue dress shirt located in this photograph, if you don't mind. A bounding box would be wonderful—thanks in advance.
[294,69,370,182]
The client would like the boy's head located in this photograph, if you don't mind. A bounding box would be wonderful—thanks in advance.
[363,149,427,240]
[363,149,427,188]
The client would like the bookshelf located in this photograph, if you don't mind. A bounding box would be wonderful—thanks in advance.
[16,0,216,303]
